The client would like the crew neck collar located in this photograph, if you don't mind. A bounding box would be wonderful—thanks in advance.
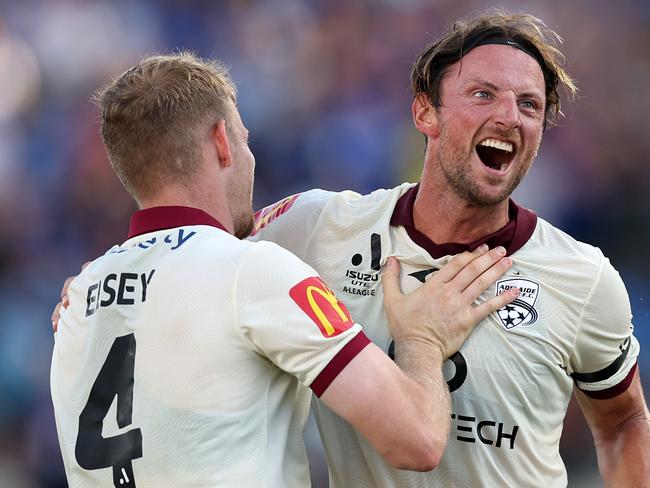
[128,206,228,239]
[390,184,537,258]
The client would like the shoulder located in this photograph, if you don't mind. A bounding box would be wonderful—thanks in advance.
[326,183,414,211]
[252,184,414,235]
[526,217,629,311]
[237,239,316,278]
[313,183,415,229]
[528,217,606,271]
[249,184,414,258]
[243,238,302,260]
[252,189,338,237]
[94,226,254,279]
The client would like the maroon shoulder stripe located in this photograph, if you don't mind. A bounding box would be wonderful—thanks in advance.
[311,332,371,397]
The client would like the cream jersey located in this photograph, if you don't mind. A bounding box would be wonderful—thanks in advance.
[51,206,370,488]
[251,184,639,488]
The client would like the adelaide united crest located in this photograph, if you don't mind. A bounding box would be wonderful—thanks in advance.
[495,278,540,330]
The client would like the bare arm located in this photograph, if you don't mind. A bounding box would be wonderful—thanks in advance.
[320,342,447,471]
[575,370,650,487]
[321,246,518,471]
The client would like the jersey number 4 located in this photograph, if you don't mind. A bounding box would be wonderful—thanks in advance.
[75,333,142,487]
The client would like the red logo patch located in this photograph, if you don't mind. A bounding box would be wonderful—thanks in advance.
[290,277,353,337]
[252,194,301,235]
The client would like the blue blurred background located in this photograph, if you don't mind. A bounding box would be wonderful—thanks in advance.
[0,0,648,486]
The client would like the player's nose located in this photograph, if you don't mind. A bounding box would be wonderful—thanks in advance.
[492,93,521,131]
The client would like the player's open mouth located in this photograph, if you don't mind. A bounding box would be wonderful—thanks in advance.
[475,138,516,173]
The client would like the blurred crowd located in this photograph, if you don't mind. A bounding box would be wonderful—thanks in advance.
[0,0,648,486]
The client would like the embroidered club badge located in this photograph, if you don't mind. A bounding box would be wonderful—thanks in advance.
[495,278,540,330]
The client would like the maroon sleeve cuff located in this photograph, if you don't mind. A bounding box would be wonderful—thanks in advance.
[578,362,637,400]
[310,332,371,397]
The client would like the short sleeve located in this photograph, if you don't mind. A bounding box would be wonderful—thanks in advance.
[569,256,640,399]
[248,189,336,259]
[235,241,370,396]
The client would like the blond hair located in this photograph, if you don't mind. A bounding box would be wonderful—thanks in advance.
[95,52,237,202]
[411,11,577,127]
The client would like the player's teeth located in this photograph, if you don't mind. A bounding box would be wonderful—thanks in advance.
[479,139,513,153]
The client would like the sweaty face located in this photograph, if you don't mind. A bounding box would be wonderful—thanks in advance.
[433,44,546,206]
[225,107,256,238]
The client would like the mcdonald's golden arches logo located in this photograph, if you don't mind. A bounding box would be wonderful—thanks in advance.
[290,277,353,337]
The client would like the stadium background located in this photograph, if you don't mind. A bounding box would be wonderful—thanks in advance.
[1,0,648,486]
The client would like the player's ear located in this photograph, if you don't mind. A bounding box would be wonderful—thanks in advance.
[412,94,440,138]
[212,119,232,168]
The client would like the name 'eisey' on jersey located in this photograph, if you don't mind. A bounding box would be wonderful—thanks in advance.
[51,207,369,488]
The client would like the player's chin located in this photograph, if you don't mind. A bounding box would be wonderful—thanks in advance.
[474,172,523,205]
[467,182,514,207]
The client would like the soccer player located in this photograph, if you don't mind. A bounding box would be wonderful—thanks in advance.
[50,53,518,487]
[250,12,650,488]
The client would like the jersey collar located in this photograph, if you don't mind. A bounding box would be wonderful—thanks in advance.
[128,206,228,238]
[390,184,537,258]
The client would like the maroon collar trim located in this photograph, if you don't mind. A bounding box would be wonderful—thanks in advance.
[390,184,537,258]
[128,206,228,239]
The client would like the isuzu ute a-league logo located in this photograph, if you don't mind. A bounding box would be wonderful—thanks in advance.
[495,278,540,330]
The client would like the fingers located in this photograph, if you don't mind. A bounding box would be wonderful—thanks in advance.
[434,244,489,283]
[61,276,75,301]
[381,257,403,305]
[52,302,62,333]
[450,246,507,292]
[53,262,89,334]
[471,287,519,323]
[461,253,512,301]
[60,261,88,304]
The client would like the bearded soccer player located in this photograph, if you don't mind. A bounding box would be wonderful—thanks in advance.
[251,12,650,488]
[50,53,520,487]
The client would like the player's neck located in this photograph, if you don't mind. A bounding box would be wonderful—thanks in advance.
[140,185,235,234]
[413,178,510,245]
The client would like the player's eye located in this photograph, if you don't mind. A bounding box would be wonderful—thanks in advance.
[473,90,490,99]
[520,100,536,109]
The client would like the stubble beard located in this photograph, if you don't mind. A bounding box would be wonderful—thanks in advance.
[234,213,254,239]
[436,127,536,207]
[229,142,256,239]
[232,185,254,239]
[226,168,255,239]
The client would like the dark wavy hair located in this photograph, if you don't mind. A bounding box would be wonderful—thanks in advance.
[411,10,577,127]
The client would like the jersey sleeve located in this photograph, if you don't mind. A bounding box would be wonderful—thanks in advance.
[248,189,336,260]
[235,241,370,396]
[569,256,640,399]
